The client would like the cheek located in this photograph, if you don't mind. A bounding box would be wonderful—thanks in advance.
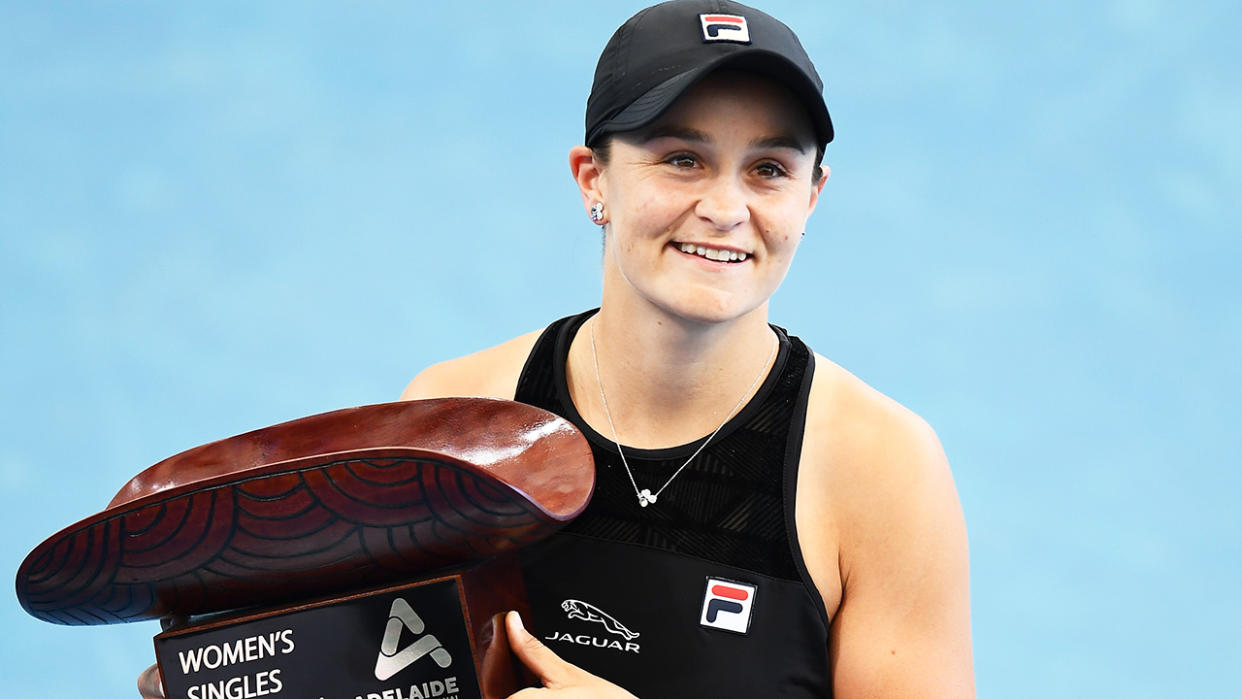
[633,197,675,234]
[613,181,680,232]
[759,207,808,252]
[780,195,816,239]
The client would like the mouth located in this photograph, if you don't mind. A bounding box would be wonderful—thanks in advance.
[671,242,750,264]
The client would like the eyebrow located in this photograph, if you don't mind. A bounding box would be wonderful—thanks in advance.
[637,126,809,154]
[750,135,809,154]
[639,126,710,143]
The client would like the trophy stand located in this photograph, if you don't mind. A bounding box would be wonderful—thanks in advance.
[155,554,527,699]
[17,399,595,699]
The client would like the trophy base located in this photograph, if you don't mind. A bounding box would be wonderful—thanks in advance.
[154,555,527,699]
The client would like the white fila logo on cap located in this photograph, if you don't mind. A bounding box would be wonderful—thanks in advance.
[699,14,750,44]
[699,577,757,634]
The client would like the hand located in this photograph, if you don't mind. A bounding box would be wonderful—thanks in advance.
[137,663,164,698]
[504,611,638,699]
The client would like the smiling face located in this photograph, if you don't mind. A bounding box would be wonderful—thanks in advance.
[582,71,828,326]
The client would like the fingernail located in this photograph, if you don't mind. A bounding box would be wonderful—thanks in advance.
[509,610,525,632]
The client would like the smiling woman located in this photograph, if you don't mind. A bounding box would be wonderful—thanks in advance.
[397,1,974,698]
[133,1,972,698]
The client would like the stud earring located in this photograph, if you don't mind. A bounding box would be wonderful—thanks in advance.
[590,202,605,223]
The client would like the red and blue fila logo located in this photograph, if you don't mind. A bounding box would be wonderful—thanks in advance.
[699,578,757,634]
[699,14,750,44]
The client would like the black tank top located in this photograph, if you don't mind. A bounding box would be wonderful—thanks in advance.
[514,310,832,697]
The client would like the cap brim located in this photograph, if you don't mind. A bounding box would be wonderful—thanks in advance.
[588,49,834,146]
[16,398,595,625]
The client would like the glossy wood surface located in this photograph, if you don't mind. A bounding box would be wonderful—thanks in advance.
[16,398,594,625]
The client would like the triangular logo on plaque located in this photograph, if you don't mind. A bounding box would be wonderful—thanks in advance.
[374,597,453,681]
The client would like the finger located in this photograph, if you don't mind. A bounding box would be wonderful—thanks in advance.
[137,664,164,698]
[505,610,571,687]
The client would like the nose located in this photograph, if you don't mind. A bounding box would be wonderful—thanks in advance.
[695,174,750,231]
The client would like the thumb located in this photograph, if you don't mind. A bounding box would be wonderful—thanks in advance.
[506,610,572,688]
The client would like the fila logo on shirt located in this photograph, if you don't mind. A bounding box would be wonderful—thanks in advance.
[700,578,757,634]
[699,14,750,44]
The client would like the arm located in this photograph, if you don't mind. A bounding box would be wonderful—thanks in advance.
[830,409,974,697]
[399,329,543,402]
[800,361,974,698]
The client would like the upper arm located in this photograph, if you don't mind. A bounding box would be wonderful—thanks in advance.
[833,419,973,697]
[399,360,477,401]
[807,363,974,697]
[399,329,544,402]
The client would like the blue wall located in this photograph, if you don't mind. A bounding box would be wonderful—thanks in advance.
[2,2,1239,696]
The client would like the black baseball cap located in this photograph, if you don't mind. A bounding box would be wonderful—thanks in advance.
[585,0,833,148]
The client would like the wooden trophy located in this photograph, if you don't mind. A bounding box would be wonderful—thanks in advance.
[16,398,595,699]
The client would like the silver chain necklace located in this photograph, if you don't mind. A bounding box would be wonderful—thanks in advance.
[588,317,777,508]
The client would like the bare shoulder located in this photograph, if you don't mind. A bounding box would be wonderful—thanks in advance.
[806,352,951,497]
[800,352,974,696]
[399,328,545,401]
[802,351,963,568]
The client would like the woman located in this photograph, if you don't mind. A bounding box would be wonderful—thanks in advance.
[404,2,974,697]
[133,2,972,697]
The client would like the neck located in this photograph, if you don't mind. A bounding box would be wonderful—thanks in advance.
[567,298,778,449]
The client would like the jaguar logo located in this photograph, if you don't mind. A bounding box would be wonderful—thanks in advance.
[560,599,640,641]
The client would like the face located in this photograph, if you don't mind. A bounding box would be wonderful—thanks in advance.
[582,71,827,326]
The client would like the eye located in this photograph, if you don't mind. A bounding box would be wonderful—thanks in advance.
[664,153,699,169]
[754,161,790,179]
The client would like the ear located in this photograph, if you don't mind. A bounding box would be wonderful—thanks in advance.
[805,164,830,217]
[569,145,606,215]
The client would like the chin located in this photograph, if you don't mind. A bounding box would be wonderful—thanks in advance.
[653,291,766,327]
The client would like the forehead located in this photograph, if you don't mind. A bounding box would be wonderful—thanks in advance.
[638,71,817,147]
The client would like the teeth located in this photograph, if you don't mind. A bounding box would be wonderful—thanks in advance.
[676,243,748,262]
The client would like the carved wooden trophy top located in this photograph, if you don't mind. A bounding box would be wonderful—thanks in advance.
[16,398,595,625]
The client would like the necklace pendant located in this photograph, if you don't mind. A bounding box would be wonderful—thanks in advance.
[637,489,657,507]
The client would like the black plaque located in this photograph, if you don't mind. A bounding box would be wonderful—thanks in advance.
[156,579,484,699]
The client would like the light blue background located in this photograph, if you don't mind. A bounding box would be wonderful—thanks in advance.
[3,1,1238,696]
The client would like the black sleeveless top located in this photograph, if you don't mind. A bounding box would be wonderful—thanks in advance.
[515,310,832,697]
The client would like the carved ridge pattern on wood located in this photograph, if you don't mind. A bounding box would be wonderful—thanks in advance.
[18,456,551,625]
